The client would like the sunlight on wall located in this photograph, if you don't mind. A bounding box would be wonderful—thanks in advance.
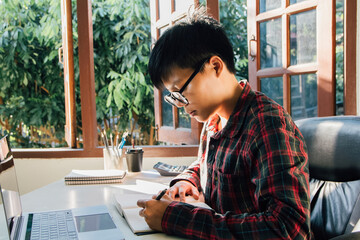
[14,157,197,195]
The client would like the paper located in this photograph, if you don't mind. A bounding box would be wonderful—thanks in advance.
[113,193,154,234]
[113,192,212,234]
[64,169,126,185]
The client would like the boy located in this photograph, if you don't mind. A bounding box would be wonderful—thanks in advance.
[137,9,311,239]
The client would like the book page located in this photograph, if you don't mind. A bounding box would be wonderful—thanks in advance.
[114,193,153,215]
[113,193,154,234]
[122,208,153,233]
[113,192,212,234]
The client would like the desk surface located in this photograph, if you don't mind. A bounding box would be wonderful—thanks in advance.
[21,171,183,239]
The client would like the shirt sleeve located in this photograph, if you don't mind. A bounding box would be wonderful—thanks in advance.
[169,121,209,189]
[169,158,201,188]
[161,116,311,240]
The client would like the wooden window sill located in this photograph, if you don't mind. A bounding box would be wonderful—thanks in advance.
[12,145,198,158]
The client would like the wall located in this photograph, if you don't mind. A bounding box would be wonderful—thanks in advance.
[14,156,197,195]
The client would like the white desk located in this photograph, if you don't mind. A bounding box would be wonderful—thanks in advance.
[20,171,184,239]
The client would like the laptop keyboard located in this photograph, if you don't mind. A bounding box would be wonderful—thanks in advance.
[29,210,78,240]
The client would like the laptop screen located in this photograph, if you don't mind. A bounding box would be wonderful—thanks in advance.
[0,136,22,239]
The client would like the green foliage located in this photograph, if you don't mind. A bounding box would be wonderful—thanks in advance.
[92,0,154,135]
[0,0,154,146]
[220,0,248,80]
[0,0,249,147]
[335,0,344,113]
[0,0,65,147]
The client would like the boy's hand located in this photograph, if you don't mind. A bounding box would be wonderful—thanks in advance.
[137,193,172,231]
[168,180,199,202]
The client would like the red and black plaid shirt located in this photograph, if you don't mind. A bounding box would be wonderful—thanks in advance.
[162,81,311,239]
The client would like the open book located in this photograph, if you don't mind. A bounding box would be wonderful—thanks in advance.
[113,192,211,235]
[64,169,126,185]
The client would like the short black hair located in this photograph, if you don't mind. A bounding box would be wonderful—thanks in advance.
[148,8,235,90]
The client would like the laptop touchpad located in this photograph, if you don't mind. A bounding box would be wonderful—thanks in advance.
[75,213,116,232]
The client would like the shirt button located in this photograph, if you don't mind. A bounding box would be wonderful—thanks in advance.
[209,144,215,150]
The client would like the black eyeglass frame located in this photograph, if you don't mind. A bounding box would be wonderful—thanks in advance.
[164,58,209,108]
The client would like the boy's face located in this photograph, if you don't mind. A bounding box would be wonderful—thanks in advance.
[163,61,222,122]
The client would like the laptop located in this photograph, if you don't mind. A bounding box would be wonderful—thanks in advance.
[0,136,125,240]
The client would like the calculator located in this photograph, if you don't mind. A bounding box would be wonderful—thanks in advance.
[153,162,188,176]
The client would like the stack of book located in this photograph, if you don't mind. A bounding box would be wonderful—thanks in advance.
[64,169,126,185]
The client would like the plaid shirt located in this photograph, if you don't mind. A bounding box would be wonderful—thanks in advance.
[162,81,311,239]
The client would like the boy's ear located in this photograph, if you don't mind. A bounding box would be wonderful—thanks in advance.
[209,56,224,77]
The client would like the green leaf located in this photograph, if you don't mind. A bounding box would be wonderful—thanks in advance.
[108,79,119,92]
[23,74,28,86]
[114,84,124,109]
[106,92,113,108]
[107,70,121,79]
[134,88,141,106]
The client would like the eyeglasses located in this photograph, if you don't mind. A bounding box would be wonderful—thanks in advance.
[164,58,209,108]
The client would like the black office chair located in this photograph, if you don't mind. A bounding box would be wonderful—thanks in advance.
[296,116,360,240]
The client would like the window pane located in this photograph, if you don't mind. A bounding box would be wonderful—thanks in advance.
[158,0,171,20]
[260,77,283,106]
[335,0,344,115]
[290,10,317,65]
[290,0,308,4]
[259,0,281,13]
[93,1,153,146]
[174,0,193,13]
[178,108,191,128]
[0,0,67,148]
[260,18,282,69]
[161,90,173,127]
[219,0,248,80]
[290,74,317,120]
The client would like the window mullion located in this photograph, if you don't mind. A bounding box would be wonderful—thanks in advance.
[76,0,98,150]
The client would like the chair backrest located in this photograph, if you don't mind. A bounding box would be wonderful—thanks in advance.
[295,116,360,240]
[296,116,360,182]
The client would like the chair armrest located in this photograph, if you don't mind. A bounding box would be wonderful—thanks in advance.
[329,232,360,240]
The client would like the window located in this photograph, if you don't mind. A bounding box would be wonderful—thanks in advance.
[149,0,221,145]
[150,0,204,145]
[247,0,357,119]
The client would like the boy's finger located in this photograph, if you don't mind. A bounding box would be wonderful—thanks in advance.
[192,188,199,200]
[168,187,178,199]
[178,189,187,202]
[137,199,146,208]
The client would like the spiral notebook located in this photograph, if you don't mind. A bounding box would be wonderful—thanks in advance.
[64,169,126,185]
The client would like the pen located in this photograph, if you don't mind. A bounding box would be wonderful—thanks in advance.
[101,131,111,155]
[156,188,167,200]
[115,133,119,149]
[103,129,109,148]
[110,133,114,149]
[118,131,128,150]
[114,133,120,157]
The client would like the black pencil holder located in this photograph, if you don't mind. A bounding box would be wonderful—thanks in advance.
[125,148,143,172]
